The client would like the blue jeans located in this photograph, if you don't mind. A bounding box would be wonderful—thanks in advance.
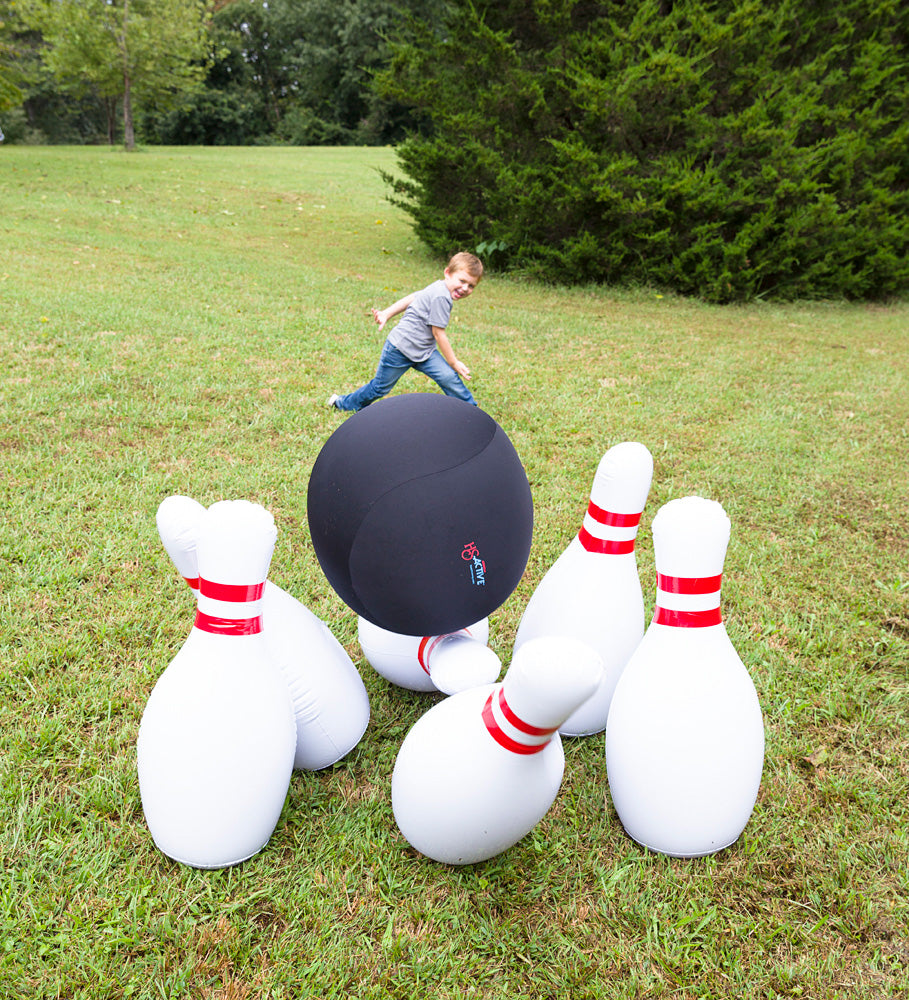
[334,340,476,412]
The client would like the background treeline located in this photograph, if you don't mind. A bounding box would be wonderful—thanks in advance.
[0,0,436,147]
[2,0,907,301]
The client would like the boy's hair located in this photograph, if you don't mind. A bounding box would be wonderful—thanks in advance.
[447,252,484,279]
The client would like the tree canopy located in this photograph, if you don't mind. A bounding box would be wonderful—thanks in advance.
[0,0,436,146]
[15,0,210,149]
[0,2,27,113]
[146,0,438,146]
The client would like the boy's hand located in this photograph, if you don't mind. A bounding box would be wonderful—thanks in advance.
[372,307,389,330]
[453,359,472,381]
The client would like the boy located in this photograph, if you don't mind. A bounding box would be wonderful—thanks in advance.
[327,252,483,412]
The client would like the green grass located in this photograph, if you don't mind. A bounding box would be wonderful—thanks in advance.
[1,145,907,999]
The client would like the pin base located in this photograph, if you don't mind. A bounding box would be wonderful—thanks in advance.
[623,832,742,859]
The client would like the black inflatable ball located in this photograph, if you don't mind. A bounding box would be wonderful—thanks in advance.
[307,394,534,637]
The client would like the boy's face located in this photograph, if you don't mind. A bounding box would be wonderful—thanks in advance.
[444,267,480,301]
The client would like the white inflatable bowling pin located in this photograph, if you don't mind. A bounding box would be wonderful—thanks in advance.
[392,636,603,865]
[357,616,501,695]
[515,442,653,736]
[156,495,370,771]
[138,500,296,868]
[605,497,765,858]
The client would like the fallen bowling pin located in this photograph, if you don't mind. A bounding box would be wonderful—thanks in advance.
[357,616,501,695]
[605,496,765,858]
[391,636,603,865]
[156,495,370,771]
[515,442,653,736]
[138,499,296,868]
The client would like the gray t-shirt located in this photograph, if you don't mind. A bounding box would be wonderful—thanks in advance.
[387,279,452,362]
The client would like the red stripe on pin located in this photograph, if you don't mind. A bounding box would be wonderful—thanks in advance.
[657,573,722,595]
[199,579,266,602]
[653,606,722,628]
[419,628,474,675]
[194,610,262,635]
[496,688,557,738]
[417,635,435,675]
[482,692,549,755]
[184,577,200,591]
[578,526,635,555]
[586,502,641,528]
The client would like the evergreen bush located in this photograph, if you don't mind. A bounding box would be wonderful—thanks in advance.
[144,88,267,146]
[377,0,909,302]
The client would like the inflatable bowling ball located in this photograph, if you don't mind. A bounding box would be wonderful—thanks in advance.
[307,394,533,636]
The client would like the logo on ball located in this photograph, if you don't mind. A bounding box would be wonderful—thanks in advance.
[462,541,486,586]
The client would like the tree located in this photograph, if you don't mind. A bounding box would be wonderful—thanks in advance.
[1,0,113,145]
[0,2,26,111]
[7,0,438,146]
[141,2,270,145]
[377,0,909,302]
[203,0,441,145]
[21,0,211,149]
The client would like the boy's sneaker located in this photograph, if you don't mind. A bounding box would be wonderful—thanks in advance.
[326,393,341,409]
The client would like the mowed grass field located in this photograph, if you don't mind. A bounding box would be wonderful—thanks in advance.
[1,145,907,999]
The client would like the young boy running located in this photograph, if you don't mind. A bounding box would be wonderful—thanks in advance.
[327,252,483,412]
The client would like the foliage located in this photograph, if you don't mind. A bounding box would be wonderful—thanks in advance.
[378,0,909,302]
[0,18,23,111]
[0,2,30,115]
[143,87,264,145]
[1,145,908,997]
[17,0,211,149]
[0,1,113,143]
[143,0,442,147]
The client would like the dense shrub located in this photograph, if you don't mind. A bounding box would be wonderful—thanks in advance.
[143,88,267,146]
[378,0,909,302]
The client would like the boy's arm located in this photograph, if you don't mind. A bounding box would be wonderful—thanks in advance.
[373,292,416,331]
[432,326,471,381]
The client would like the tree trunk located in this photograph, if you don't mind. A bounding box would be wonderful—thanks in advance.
[120,0,134,151]
[123,74,135,151]
[107,98,117,145]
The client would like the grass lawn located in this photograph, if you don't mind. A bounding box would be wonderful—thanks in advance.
[1,144,907,999]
